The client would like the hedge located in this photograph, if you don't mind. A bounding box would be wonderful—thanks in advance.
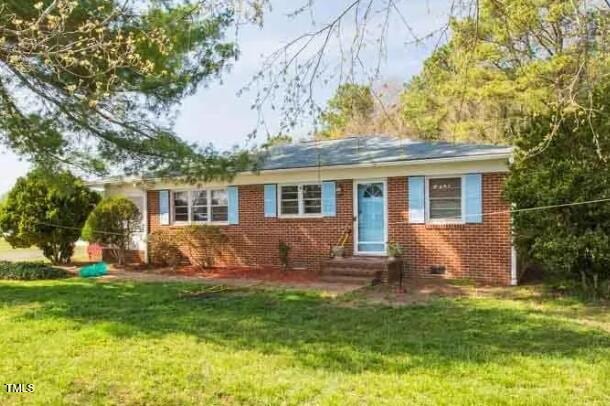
[0,261,71,280]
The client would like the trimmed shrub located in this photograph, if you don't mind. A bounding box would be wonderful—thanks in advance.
[82,196,141,265]
[0,261,71,280]
[149,230,183,268]
[175,225,227,269]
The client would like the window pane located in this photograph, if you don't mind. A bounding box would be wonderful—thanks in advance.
[429,178,461,199]
[190,190,208,222]
[302,184,321,214]
[281,186,298,200]
[209,189,228,222]
[211,190,227,206]
[211,206,228,222]
[429,200,461,219]
[280,186,299,215]
[192,206,208,222]
[173,192,189,222]
[303,201,321,214]
[173,192,188,207]
[281,200,299,215]
[429,178,461,220]
[175,207,188,215]
[302,184,321,199]
[174,213,188,222]
[192,190,207,206]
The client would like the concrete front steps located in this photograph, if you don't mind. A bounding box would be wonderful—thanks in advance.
[320,256,386,285]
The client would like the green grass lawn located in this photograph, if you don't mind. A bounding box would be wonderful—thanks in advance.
[0,280,608,405]
[0,238,88,263]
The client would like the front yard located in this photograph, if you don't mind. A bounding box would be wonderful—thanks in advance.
[0,279,608,405]
[0,238,88,263]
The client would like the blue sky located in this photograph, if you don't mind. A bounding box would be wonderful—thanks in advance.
[0,1,452,194]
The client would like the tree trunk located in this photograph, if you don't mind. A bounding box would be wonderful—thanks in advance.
[580,270,588,291]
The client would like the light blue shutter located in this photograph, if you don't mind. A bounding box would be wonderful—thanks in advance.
[159,190,170,225]
[464,174,482,223]
[264,184,277,218]
[408,177,425,223]
[227,186,239,224]
[321,181,336,216]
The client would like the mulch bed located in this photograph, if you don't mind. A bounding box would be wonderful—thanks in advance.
[161,266,321,284]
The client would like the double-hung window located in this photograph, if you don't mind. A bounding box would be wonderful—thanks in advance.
[279,183,322,217]
[172,189,228,224]
[173,191,189,222]
[427,177,463,223]
[191,191,208,222]
[210,190,228,222]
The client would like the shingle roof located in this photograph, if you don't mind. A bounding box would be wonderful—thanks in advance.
[88,136,511,186]
[258,136,511,171]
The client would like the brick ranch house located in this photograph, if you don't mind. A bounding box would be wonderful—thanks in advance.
[91,136,516,285]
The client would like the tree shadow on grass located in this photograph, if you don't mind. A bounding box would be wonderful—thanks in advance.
[1,280,609,374]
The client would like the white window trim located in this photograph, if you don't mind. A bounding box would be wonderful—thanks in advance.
[425,175,466,224]
[278,183,323,218]
[171,189,229,225]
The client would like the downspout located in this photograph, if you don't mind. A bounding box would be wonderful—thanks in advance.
[511,240,518,286]
[508,154,517,285]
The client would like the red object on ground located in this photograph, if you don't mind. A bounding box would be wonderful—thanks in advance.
[164,266,320,283]
[87,243,103,261]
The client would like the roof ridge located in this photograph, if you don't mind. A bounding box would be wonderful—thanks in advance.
[294,134,418,145]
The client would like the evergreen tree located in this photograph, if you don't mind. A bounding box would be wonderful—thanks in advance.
[0,0,251,180]
[401,0,609,143]
[0,168,100,264]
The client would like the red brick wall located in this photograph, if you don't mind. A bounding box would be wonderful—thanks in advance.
[148,180,354,270]
[388,173,512,285]
[146,173,512,284]
[87,244,145,264]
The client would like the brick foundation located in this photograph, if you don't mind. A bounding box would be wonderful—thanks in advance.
[146,173,512,285]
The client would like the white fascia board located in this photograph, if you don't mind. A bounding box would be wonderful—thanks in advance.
[94,153,512,189]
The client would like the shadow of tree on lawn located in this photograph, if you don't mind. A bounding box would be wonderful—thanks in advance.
[1,280,608,374]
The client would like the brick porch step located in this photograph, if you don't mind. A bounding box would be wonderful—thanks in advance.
[320,256,386,285]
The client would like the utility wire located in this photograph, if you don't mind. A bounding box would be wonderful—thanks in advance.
[480,197,610,217]
[24,220,132,236]
[9,197,610,237]
[387,197,610,226]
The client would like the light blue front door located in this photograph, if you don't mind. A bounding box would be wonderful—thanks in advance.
[356,182,386,254]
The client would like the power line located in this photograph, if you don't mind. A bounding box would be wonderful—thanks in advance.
[484,197,610,217]
[8,196,610,235]
[25,220,129,236]
[387,197,610,226]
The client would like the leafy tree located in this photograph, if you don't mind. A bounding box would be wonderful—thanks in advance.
[505,81,610,294]
[318,84,375,138]
[82,196,142,266]
[262,133,293,148]
[401,0,609,143]
[0,168,99,264]
[0,0,252,179]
